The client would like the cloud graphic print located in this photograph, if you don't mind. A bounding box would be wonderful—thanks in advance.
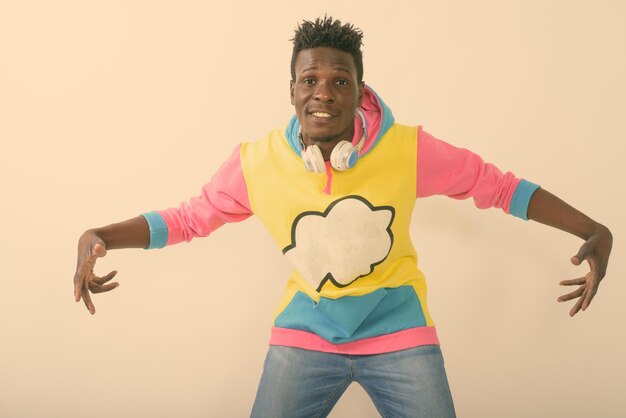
[283,196,395,291]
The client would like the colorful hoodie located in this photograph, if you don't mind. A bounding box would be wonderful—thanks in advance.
[142,86,540,355]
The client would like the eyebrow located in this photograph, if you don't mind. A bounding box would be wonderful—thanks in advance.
[301,65,352,74]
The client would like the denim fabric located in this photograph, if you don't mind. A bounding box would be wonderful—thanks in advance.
[250,345,456,418]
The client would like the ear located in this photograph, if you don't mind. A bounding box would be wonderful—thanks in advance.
[290,80,295,105]
[357,81,365,107]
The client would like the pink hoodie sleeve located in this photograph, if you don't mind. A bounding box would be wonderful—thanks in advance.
[146,144,252,247]
[416,127,520,212]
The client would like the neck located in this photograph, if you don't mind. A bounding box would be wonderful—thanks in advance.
[303,138,345,161]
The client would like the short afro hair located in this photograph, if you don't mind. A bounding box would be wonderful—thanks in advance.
[290,16,364,82]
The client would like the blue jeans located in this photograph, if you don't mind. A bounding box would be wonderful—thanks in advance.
[250,345,456,418]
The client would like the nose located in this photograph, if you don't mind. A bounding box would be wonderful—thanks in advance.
[313,81,334,102]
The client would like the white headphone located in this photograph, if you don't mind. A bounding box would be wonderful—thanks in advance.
[299,109,367,173]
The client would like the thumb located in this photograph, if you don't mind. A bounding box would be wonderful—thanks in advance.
[91,241,107,258]
[571,241,592,266]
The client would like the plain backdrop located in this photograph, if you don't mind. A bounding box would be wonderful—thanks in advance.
[1,1,624,417]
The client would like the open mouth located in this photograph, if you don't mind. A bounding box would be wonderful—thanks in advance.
[310,111,332,118]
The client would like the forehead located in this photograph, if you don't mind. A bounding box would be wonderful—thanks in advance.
[294,47,357,75]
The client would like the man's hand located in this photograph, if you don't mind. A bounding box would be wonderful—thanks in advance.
[73,232,120,315]
[557,224,612,317]
[527,188,613,317]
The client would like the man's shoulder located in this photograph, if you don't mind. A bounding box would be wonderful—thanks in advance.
[240,128,293,160]
[374,122,419,146]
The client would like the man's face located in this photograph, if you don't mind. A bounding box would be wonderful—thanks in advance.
[290,47,364,144]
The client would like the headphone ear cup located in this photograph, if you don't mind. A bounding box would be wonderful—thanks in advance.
[302,144,326,173]
[301,147,315,172]
[330,140,359,171]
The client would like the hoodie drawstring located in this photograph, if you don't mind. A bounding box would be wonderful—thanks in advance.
[323,162,333,195]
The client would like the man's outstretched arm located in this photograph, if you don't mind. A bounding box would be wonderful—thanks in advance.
[72,144,253,315]
[526,188,613,316]
[73,216,150,315]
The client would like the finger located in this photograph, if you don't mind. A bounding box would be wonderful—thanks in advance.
[559,277,586,286]
[73,267,84,302]
[89,281,120,294]
[581,280,599,311]
[93,270,118,285]
[569,289,586,317]
[73,260,93,302]
[82,279,96,315]
[558,286,585,303]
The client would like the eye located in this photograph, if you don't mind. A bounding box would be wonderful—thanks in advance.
[303,79,316,85]
[336,79,349,86]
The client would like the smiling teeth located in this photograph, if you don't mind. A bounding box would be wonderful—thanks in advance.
[312,112,331,118]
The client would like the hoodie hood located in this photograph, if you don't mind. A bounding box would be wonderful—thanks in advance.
[286,85,395,158]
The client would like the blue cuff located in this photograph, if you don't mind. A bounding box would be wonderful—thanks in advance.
[509,179,541,220]
[141,211,168,249]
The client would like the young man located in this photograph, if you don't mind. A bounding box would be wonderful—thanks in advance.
[73,17,612,417]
